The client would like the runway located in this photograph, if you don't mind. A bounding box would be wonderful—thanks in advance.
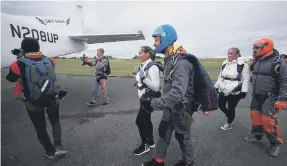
[1,73,287,166]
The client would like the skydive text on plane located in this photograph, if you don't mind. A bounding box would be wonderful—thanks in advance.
[10,24,59,43]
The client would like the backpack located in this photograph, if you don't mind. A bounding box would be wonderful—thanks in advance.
[19,56,59,103]
[103,56,111,75]
[172,53,218,112]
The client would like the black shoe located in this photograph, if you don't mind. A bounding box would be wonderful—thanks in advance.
[44,151,55,159]
[142,158,164,166]
[133,144,150,155]
[148,140,155,148]
[55,145,67,156]
[174,160,194,166]
[87,101,96,105]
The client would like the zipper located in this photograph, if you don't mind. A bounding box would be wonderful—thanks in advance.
[254,60,261,93]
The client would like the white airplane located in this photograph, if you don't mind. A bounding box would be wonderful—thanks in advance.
[1,3,145,68]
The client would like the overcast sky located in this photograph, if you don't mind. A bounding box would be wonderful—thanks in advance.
[2,0,287,58]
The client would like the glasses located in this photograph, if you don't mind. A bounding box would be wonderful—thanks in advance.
[253,45,263,50]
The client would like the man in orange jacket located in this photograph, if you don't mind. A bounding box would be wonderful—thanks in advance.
[6,37,67,159]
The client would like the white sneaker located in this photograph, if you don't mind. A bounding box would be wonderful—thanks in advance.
[220,123,232,130]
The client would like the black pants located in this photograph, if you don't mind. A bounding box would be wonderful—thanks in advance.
[218,93,242,124]
[135,100,154,145]
[25,98,62,153]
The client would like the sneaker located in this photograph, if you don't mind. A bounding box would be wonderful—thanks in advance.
[148,140,155,148]
[142,158,164,166]
[243,135,263,143]
[44,151,55,159]
[174,160,194,166]
[220,122,232,130]
[268,144,280,157]
[55,145,67,156]
[133,144,150,155]
[87,101,96,105]
[101,100,110,106]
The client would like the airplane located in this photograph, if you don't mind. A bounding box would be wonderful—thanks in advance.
[1,2,145,68]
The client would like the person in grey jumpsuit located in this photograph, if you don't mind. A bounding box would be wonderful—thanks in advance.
[243,38,287,157]
[87,48,110,106]
[141,24,195,166]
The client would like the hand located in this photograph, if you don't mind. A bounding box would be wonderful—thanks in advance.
[239,92,247,99]
[274,101,287,110]
[139,66,146,81]
[132,65,140,75]
[58,90,67,99]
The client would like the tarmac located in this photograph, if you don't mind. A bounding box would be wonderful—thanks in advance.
[1,72,287,166]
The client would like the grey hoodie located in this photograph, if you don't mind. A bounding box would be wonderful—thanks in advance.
[151,55,195,111]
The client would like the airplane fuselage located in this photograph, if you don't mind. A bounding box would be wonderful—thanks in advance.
[1,13,87,68]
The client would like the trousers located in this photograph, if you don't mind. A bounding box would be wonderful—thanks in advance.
[250,94,283,145]
[93,77,109,101]
[135,100,154,145]
[218,93,242,124]
[155,109,194,162]
[25,98,62,153]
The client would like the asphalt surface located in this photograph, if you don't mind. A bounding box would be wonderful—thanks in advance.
[1,71,287,166]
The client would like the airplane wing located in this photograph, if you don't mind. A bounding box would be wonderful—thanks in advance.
[68,31,145,44]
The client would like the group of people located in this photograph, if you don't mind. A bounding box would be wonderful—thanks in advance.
[5,23,287,166]
[130,25,287,166]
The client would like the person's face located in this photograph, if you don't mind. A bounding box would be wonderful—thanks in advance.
[252,45,263,56]
[97,50,104,57]
[153,37,161,48]
[138,48,150,63]
[227,49,239,61]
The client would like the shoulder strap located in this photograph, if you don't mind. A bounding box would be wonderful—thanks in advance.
[221,64,226,71]
[144,61,157,72]
[236,64,245,81]
[42,56,53,66]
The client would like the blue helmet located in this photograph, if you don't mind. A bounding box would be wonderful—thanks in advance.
[152,24,177,53]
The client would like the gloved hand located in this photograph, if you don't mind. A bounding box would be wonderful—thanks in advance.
[58,90,67,99]
[139,66,146,82]
[239,92,247,99]
[274,100,287,110]
[132,65,140,75]
[155,61,165,72]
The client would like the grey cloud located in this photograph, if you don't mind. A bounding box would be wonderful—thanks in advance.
[2,1,287,58]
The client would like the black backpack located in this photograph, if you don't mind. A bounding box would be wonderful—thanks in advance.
[172,53,218,113]
[103,56,111,75]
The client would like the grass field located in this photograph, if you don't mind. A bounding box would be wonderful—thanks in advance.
[55,58,225,80]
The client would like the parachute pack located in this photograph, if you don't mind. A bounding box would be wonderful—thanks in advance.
[18,56,59,103]
[172,53,218,112]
